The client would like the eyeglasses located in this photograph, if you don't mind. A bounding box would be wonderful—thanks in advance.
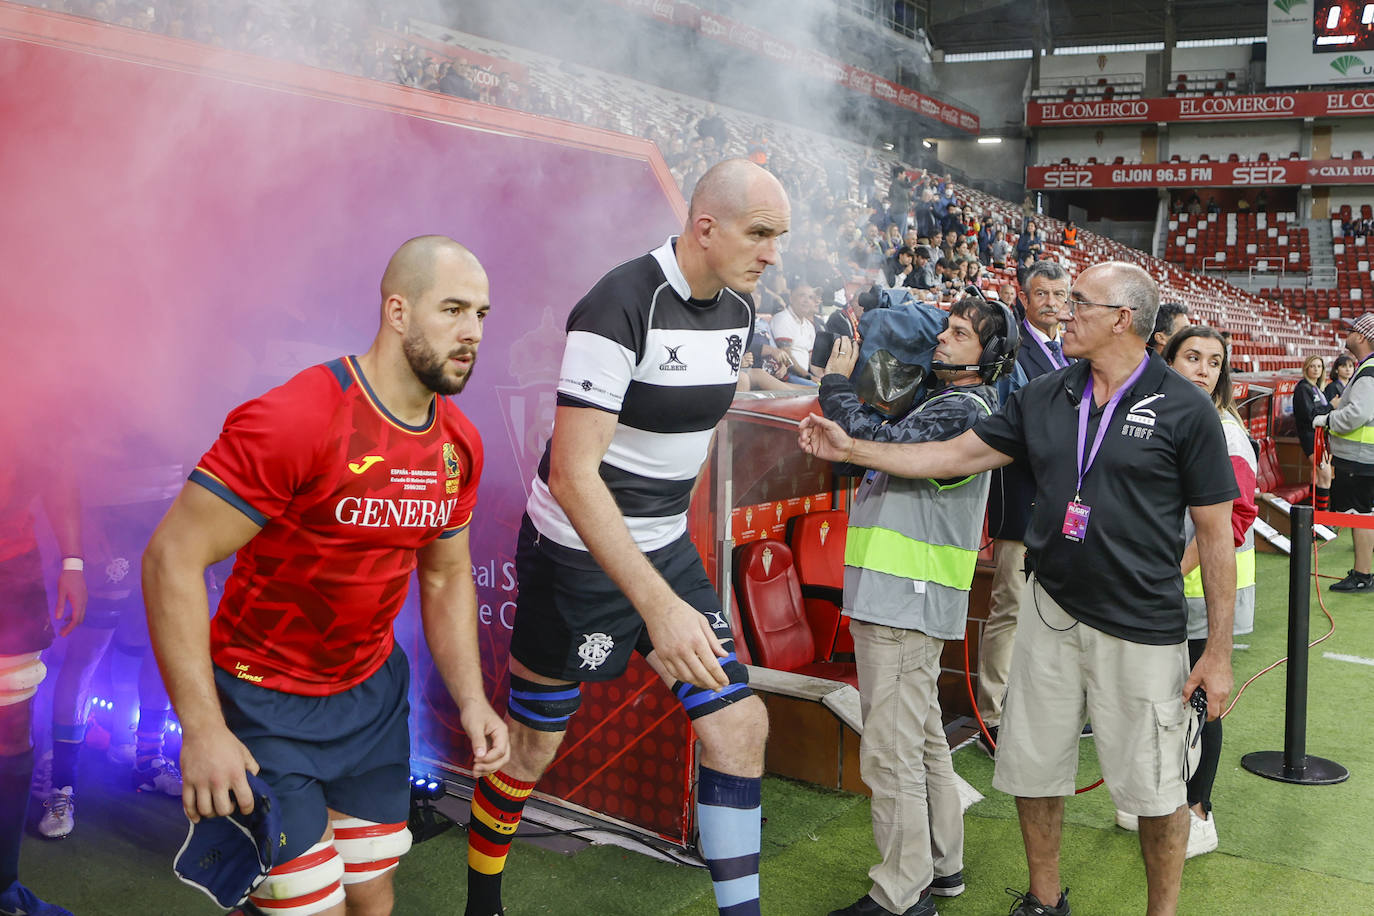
[1060,294,1139,317]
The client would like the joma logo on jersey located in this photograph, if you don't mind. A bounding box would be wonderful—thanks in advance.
[659,345,688,371]
[334,496,458,528]
[348,455,384,474]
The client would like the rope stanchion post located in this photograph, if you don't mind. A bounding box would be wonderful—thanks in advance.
[1241,504,1349,786]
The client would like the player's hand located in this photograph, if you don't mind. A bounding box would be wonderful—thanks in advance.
[1183,650,1233,721]
[644,600,729,692]
[825,335,860,378]
[798,414,853,463]
[179,723,260,822]
[461,701,510,777]
[53,568,87,637]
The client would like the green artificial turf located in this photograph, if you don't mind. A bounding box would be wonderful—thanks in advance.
[17,548,1374,914]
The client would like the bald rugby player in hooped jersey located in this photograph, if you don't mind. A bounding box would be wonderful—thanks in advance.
[144,237,509,916]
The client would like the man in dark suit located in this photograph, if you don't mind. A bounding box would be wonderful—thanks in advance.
[978,259,1073,755]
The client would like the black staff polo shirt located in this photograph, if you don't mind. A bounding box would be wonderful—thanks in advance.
[974,351,1239,644]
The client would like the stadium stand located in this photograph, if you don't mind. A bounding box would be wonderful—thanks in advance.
[31,0,1337,376]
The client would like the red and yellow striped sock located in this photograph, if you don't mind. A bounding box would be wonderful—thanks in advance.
[465,770,535,916]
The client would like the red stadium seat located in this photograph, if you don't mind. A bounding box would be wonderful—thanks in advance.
[1257,438,1308,505]
[787,510,852,656]
[733,540,856,686]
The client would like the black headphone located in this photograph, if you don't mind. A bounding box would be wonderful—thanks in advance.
[928,286,1021,383]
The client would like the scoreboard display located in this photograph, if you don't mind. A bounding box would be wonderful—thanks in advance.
[1314,1,1374,52]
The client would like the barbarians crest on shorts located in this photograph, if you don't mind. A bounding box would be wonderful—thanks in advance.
[577,632,615,670]
[725,334,743,373]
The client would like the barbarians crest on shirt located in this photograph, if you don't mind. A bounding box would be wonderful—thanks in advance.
[725,334,743,373]
[577,632,615,670]
[443,442,461,494]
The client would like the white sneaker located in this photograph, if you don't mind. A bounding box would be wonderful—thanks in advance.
[133,756,182,796]
[29,750,52,798]
[1115,810,1139,831]
[1186,809,1218,858]
[37,787,75,839]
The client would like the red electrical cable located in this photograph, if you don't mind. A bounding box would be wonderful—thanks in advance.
[1221,427,1339,719]
[962,623,1103,794]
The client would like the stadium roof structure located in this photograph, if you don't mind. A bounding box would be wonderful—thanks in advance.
[926,0,1268,57]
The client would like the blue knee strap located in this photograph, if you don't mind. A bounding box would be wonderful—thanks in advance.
[507,676,581,732]
[673,652,751,721]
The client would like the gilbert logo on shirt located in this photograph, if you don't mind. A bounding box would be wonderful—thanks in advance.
[660,344,688,371]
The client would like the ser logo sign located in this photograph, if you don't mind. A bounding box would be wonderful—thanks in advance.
[1042,169,1094,188]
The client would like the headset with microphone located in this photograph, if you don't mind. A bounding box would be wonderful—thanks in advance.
[928,285,1021,383]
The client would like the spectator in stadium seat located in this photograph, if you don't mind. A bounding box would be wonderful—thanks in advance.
[885,246,917,289]
[998,283,1018,309]
[1313,314,1374,592]
[771,283,823,383]
[941,204,967,240]
[1148,301,1191,353]
[1236,196,1250,213]
[1014,220,1043,263]
[977,220,997,263]
[851,223,888,272]
[914,189,940,239]
[1061,220,1078,249]
[1327,353,1355,405]
[1255,189,1268,212]
[939,230,959,266]
[885,223,905,257]
[799,261,1239,916]
[991,232,1013,269]
[1205,196,1221,216]
[696,104,728,147]
[1186,193,1204,216]
[980,259,1073,757]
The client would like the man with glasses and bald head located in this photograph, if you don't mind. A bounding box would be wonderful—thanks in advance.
[799,261,1238,915]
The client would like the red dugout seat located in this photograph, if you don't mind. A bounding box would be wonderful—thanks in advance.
[1257,437,1308,505]
[786,510,852,656]
[733,540,857,686]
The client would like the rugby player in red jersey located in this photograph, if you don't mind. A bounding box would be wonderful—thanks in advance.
[144,236,508,916]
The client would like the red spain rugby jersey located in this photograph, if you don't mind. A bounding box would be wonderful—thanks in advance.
[192,356,482,695]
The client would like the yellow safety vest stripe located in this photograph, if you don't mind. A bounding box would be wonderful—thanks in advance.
[844,525,978,591]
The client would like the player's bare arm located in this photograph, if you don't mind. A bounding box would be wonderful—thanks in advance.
[143,482,263,822]
[40,472,87,637]
[798,416,1011,478]
[1184,499,1237,720]
[416,527,509,776]
[546,404,729,691]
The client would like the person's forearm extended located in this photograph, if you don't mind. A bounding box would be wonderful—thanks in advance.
[419,573,489,711]
[143,543,224,731]
[846,434,976,480]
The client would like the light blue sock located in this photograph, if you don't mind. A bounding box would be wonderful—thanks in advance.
[696,766,761,916]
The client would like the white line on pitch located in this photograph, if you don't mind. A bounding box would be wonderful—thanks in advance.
[1323,652,1374,667]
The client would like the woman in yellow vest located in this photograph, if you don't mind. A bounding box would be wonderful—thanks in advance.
[1161,326,1257,857]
